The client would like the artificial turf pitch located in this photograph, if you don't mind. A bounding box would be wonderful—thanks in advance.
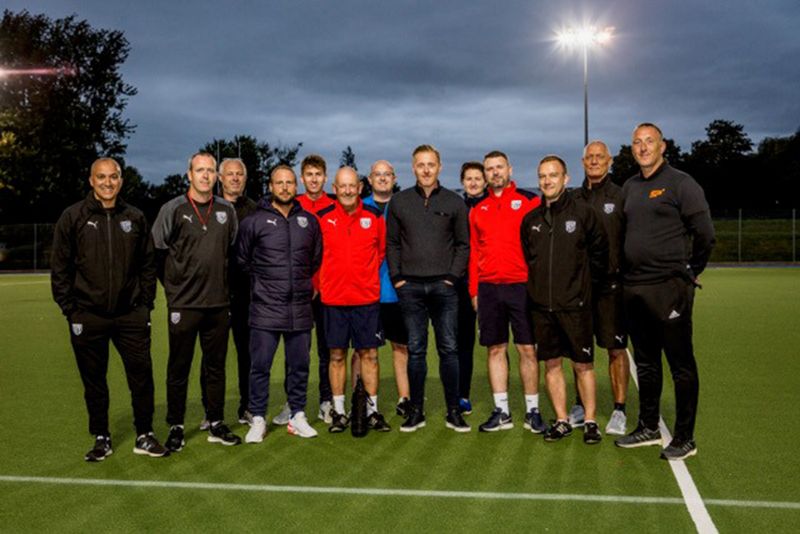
[0,268,798,532]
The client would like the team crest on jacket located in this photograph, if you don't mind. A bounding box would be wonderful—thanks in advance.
[603,203,615,214]
[120,220,132,233]
[215,211,228,224]
[360,217,372,229]
[297,216,308,228]
[71,323,83,336]
[565,220,577,234]
[170,312,181,324]
[510,199,522,210]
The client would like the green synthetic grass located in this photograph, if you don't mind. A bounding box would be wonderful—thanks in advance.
[0,269,799,532]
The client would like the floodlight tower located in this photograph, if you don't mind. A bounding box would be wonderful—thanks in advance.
[555,26,613,146]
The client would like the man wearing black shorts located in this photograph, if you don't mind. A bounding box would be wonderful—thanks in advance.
[521,155,609,444]
[152,152,241,450]
[469,151,545,433]
[615,123,715,461]
[364,160,411,417]
[317,167,390,433]
[570,141,630,436]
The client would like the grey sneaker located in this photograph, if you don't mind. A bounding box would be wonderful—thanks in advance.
[568,404,585,427]
[199,419,211,431]
[238,410,253,426]
[318,401,333,424]
[272,403,291,426]
[661,439,697,461]
[614,423,661,448]
[288,411,318,438]
[605,409,627,436]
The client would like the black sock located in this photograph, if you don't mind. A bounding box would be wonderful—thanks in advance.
[614,402,626,413]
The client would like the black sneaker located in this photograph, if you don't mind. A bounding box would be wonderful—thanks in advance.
[445,408,471,433]
[165,425,185,452]
[399,407,426,433]
[479,408,513,432]
[207,422,242,446]
[134,432,170,458]
[396,397,412,418]
[614,422,661,448]
[84,435,113,462]
[238,409,253,426]
[543,420,573,442]
[524,408,547,434]
[660,439,697,461]
[367,412,391,432]
[583,421,602,445]
[328,411,350,433]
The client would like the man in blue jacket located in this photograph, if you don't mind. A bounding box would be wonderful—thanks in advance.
[237,165,323,442]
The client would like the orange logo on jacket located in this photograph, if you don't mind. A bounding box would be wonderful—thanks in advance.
[649,188,666,199]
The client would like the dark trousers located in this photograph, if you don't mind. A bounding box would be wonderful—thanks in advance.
[166,307,229,425]
[455,278,476,400]
[397,280,460,411]
[249,329,311,417]
[312,296,332,403]
[624,278,699,441]
[68,307,154,436]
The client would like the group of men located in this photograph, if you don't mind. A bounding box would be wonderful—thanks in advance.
[52,121,714,463]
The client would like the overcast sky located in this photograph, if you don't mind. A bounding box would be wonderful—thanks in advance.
[6,0,800,190]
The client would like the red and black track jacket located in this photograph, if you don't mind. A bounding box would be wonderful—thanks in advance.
[317,199,385,306]
[298,193,336,216]
[468,182,540,296]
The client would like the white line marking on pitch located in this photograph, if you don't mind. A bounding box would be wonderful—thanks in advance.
[0,475,798,510]
[0,281,49,287]
[626,349,719,533]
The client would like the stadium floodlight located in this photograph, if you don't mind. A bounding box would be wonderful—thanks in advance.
[554,25,614,146]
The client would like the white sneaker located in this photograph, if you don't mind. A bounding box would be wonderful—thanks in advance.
[245,416,267,443]
[605,409,627,436]
[318,400,333,424]
[272,403,291,426]
[568,404,585,427]
[288,411,318,438]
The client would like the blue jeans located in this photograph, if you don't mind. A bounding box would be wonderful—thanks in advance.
[397,280,460,411]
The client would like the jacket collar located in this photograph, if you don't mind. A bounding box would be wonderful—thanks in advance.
[414,182,441,198]
[582,174,610,191]
[85,192,125,214]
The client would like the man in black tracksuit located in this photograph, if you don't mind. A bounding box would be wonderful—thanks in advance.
[615,123,715,461]
[51,157,168,461]
[520,155,609,444]
[152,152,241,451]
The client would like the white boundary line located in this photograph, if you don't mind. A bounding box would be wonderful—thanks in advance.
[0,475,797,510]
[0,280,50,287]
[625,349,719,533]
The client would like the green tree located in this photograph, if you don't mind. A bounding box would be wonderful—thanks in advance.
[0,10,136,222]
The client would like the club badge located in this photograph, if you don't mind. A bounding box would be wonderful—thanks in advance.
[360,217,372,229]
[215,211,228,224]
[170,312,181,324]
[510,199,522,210]
[120,220,132,233]
[297,216,308,228]
[603,203,615,214]
[71,323,83,336]
[565,220,576,234]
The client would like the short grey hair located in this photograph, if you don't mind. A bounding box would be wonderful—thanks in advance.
[219,158,247,177]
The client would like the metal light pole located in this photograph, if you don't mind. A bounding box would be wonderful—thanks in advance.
[556,26,614,147]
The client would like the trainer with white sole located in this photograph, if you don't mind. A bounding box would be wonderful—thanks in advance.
[237,166,322,444]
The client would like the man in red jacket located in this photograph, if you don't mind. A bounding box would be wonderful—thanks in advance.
[469,151,545,434]
[317,167,390,433]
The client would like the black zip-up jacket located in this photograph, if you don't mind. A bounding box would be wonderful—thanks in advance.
[236,198,322,331]
[386,183,470,284]
[51,193,156,318]
[572,175,624,289]
[520,192,609,312]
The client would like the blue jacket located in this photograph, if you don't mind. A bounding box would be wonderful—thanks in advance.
[236,198,322,331]
[363,194,397,303]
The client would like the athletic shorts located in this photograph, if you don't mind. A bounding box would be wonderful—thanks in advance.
[593,288,628,349]
[323,303,383,350]
[477,282,534,346]
[380,302,408,345]
[532,308,594,363]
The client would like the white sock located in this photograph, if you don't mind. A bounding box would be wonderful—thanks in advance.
[525,394,539,412]
[493,392,509,414]
[333,395,346,415]
[367,395,378,415]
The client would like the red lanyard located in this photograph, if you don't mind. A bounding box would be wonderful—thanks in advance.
[187,193,213,231]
